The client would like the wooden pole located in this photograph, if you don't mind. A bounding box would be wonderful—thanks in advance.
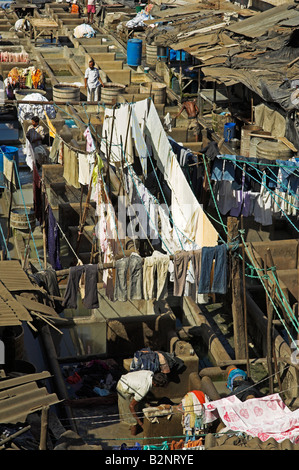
[241,216,250,377]
[39,405,49,450]
[41,173,47,270]
[227,216,246,359]
[267,247,283,394]
[264,252,274,394]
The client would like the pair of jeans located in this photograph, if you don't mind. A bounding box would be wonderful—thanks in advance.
[114,253,143,302]
[143,251,169,300]
[211,156,235,182]
[277,160,299,193]
[198,245,227,295]
[63,264,99,309]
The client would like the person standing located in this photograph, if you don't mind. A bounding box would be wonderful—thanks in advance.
[175,98,201,142]
[86,0,96,24]
[84,58,104,102]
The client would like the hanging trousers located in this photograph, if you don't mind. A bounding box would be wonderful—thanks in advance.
[173,249,202,297]
[63,264,99,309]
[143,251,169,301]
[114,253,143,302]
[173,251,190,297]
[198,245,227,295]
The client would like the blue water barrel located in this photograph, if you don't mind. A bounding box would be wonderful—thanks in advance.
[224,122,236,142]
[127,38,143,67]
[0,145,19,173]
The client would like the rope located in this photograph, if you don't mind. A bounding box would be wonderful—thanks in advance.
[239,230,299,350]
[218,156,299,232]
[56,221,82,264]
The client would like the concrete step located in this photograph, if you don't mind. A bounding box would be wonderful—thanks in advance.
[104,69,131,85]
[99,60,124,71]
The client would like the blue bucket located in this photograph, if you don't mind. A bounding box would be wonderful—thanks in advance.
[127,38,143,67]
[224,122,236,142]
[0,145,19,173]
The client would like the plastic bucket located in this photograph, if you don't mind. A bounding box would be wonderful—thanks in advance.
[0,145,19,173]
[224,122,236,142]
[127,38,143,67]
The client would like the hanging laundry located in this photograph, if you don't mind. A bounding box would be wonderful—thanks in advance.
[198,244,228,295]
[131,106,148,177]
[78,152,91,186]
[100,104,134,165]
[25,138,35,171]
[48,134,61,163]
[63,145,80,188]
[143,250,169,301]
[94,174,121,300]
[47,205,62,271]
[62,264,99,309]
[33,163,42,225]
[179,390,210,442]
[3,154,16,188]
[31,267,63,313]
[211,155,236,182]
[83,126,95,153]
[44,111,56,138]
[173,251,191,297]
[114,253,143,302]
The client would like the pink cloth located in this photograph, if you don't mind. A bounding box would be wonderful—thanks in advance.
[204,393,299,443]
[87,5,95,13]
[84,127,95,153]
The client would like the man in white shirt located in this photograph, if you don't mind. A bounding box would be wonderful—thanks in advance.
[84,58,104,102]
[116,370,168,434]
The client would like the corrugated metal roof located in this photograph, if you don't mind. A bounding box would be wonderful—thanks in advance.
[0,281,32,326]
[0,260,63,328]
[226,3,299,38]
[0,371,60,424]
[0,260,41,292]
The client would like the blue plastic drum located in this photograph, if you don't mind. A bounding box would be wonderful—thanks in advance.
[127,38,143,67]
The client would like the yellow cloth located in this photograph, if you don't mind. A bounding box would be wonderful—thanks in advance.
[45,112,56,138]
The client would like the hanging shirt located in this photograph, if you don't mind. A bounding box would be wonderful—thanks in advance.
[84,127,96,153]
[78,153,90,186]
